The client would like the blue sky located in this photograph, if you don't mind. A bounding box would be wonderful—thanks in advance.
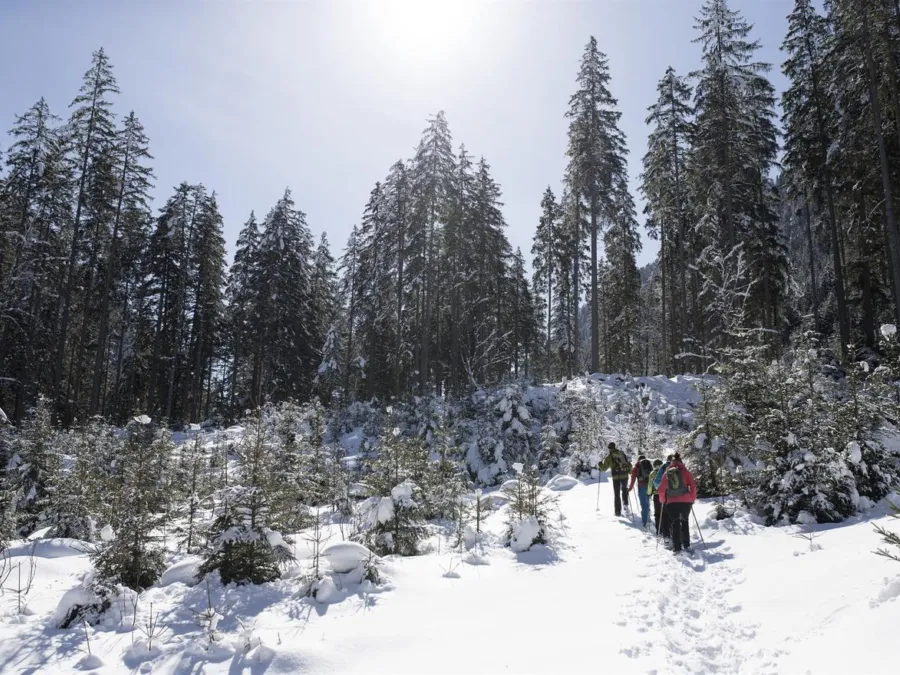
[0,0,792,268]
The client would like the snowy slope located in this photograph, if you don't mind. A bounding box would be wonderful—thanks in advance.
[0,476,897,674]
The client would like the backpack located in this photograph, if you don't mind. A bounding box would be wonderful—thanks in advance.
[612,451,630,474]
[638,459,653,482]
[665,465,690,498]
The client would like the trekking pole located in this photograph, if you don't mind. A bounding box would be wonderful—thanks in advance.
[690,506,707,549]
[656,501,666,551]
[627,489,637,527]
[595,466,602,511]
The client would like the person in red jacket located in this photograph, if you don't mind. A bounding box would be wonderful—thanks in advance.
[658,453,697,554]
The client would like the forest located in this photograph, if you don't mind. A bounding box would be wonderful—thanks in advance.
[1,0,900,547]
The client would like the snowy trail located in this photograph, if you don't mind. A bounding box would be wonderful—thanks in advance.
[292,478,764,675]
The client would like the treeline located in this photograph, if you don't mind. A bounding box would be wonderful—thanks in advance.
[640,0,900,373]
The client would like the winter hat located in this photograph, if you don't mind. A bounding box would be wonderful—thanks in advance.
[666,454,674,462]
[608,442,616,450]
[653,459,663,468]
[638,454,646,461]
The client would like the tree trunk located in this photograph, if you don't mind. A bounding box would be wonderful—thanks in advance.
[803,197,820,329]
[590,189,600,374]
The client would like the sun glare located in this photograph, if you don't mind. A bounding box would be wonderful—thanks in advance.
[368,0,480,68]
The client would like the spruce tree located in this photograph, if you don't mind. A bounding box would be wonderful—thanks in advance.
[641,67,694,372]
[565,36,632,373]
[532,188,561,382]
[92,418,170,590]
[54,48,120,422]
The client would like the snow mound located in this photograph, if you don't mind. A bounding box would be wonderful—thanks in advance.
[547,475,578,491]
[311,576,339,603]
[349,482,370,497]
[76,654,104,670]
[9,539,84,558]
[323,542,376,574]
[510,517,542,552]
[123,640,162,668]
[159,556,202,587]
[874,577,900,606]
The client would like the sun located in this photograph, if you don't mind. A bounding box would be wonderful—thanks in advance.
[367,0,480,68]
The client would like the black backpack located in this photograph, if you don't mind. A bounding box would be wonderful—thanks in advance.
[665,465,689,498]
[638,459,653,482]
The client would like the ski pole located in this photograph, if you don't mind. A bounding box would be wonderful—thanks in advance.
[596,465,602,511]
[690,505,707,549]
[656,501,666,550]
[627,488,637,527]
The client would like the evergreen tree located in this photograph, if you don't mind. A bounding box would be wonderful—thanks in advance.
[532,188,561,382]
[226,212,261,410]
[199,410,294,584]
[565,36,632,373]
[92,418,170,590]
[781,0,851,353]
[53,48,120,423]
[254,189,317,402]
[641,67,694,372]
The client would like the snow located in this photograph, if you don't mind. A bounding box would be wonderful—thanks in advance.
[1,478,899,673]
[323,541,376,573]
[76,654,104,670]
[158,556,202,587]
[390,481,414,504]
[99,524,115,542]
[546,474,579,491]
[881,323,897,339]
[848,441,863,464]
[509,516,542,552]
[1,371,899,673]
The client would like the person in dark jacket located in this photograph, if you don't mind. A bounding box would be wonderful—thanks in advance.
[599,441,631,516]
[627,454,653,527]
[658,453,698,554]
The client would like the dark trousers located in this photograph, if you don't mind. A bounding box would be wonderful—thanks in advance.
[613,478,628,516]
[653,494,661,533]
[667,502,692,552]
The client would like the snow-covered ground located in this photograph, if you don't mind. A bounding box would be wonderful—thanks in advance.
[0,475,897,674]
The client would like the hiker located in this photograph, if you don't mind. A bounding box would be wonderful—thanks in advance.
[627,454,653,527]
[653,454,675,539]
[599,441,631,517]
[647,459,664,534]
[658,452,697,554]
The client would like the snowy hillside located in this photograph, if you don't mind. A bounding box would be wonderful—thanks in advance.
[0,473,898,673]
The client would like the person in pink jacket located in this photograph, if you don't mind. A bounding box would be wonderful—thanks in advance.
[658,453,697,554]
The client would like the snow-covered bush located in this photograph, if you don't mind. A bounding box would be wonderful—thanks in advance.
[91,419,170,590]
[459,385,536,485]
[7,396,59,536]
[357,480,428,556]
[502,463,556,551]
[199,413,294,585]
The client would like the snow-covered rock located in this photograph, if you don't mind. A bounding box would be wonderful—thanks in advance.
[323,542,376,574]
